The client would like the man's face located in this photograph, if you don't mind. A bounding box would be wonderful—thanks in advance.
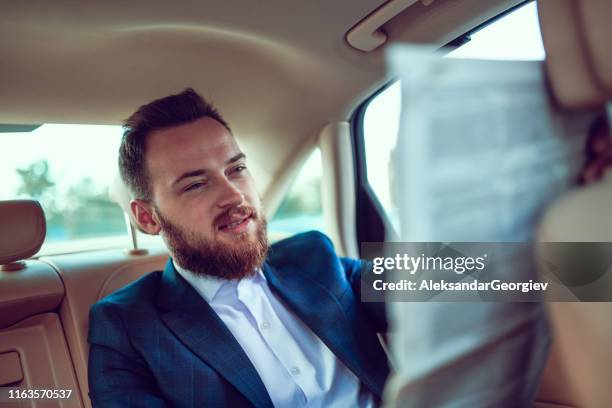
[137,117,268,279]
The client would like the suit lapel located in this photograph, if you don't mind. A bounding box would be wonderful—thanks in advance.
[262,262,388,398]
[156,260,274,408]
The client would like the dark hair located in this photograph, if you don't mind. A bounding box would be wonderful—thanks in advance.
[118,88,230,201]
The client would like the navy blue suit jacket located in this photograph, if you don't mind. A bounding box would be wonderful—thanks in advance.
[88,231,390,407]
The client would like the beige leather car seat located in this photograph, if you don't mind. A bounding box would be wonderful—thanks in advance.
[535,1,612,407]
[0,200,83,407]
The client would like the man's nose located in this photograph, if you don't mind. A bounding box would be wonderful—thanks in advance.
[217,178,244,208]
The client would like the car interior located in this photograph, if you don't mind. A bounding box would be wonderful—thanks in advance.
[1,0,611,407]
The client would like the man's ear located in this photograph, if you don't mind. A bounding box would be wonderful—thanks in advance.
[130,199,162,235]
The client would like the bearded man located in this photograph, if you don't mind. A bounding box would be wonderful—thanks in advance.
[87,89,389,407]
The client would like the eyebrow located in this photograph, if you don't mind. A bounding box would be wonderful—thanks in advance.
[172,153,246,187]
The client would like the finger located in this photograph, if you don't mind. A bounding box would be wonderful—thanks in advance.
[589,133,611,155]
[580,156,612,184]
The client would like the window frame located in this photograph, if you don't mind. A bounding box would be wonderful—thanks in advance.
[350,81,396,249]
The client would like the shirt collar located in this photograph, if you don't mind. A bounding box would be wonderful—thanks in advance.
[172,259,264,302]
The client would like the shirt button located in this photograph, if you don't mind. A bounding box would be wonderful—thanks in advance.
[290,366,300,375]
[260,321,270,330]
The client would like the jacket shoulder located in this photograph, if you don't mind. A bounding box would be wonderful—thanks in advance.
[268,230,335,264]
[88,271,163,344]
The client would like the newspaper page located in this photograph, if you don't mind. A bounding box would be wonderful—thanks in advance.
[388,46,592,243]
[381,46,598,407]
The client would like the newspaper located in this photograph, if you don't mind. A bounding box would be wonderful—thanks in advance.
[381,46,597,407]
[388,46,593,243]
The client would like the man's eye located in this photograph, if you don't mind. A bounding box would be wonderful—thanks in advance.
[184,182,206,192]
[233,165,247,173]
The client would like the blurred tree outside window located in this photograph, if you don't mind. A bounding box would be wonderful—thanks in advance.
[0,124,126,251]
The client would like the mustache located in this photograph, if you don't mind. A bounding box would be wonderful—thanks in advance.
[214,205,257,228]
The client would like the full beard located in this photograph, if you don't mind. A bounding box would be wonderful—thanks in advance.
[156,206,269,280]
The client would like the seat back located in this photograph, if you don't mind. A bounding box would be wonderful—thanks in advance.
[0,200,83,406]
[535,1,612,407]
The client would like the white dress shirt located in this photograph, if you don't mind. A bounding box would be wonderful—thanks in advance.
[174,261,374,408]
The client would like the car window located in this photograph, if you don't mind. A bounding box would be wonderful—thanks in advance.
[2,125,326,252]
[447,1,544,60]
[362,82,402,232]
[269,147,326,238]
[0,124,128,254]
[360,1,543,235]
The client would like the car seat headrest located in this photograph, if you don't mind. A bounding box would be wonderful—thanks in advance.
[538,0,612,110]
[0,200,46,267]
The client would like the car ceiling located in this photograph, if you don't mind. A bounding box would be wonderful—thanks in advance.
[0,0,522,197]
